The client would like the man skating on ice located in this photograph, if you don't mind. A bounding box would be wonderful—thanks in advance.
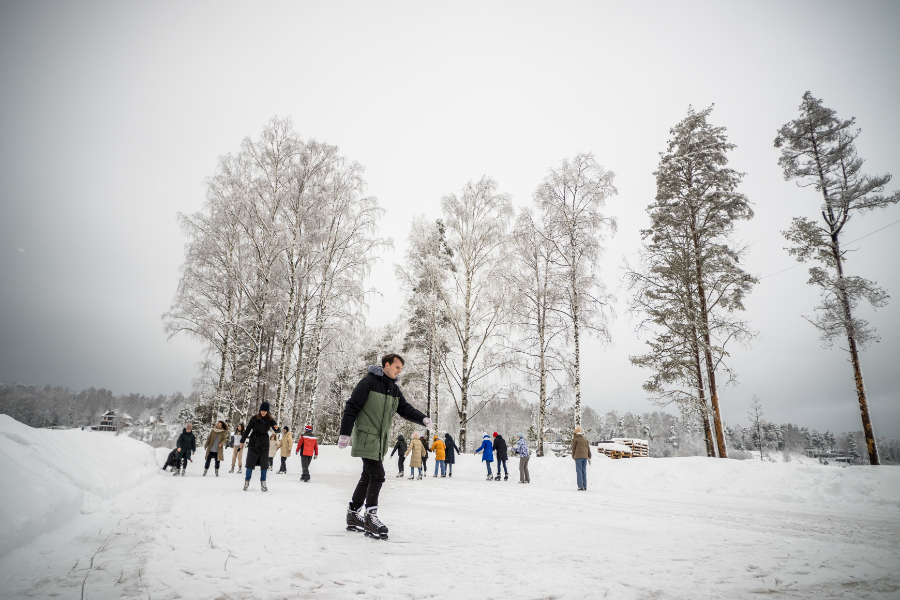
[338,353,431,539]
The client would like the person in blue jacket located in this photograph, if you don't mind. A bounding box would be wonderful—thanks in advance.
[474,433,494,481]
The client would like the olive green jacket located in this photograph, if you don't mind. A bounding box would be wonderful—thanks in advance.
[339,365,427,461]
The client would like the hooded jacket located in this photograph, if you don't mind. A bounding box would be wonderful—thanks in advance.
[571,433,592,459]
[404,436,427,468]
[390,435,407,458]
[278,431,293,457]
[493,434,508,461]
[295,430,319,457]
[339,365,427,461]
[444,434,461,464]
[474,435,494,462]
[175,428,197,461]
[431,436,446,461]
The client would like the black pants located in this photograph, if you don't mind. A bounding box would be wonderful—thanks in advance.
[397,456,405,473]
[422,457,428,472]
[301,455,312,479]
[180,457,189,469]
[350,458,385,511]
[497,459,507,475]
[279,456,287,472]
[268,457,274,469]
[204,455,221,470]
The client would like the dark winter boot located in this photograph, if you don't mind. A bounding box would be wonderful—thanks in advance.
[364,507,388,540]
[203,469,208,476]
[494,475,500,481]
[448,471,452,477]
[261,481,268,492]
[504,474,508,481]
[346,506,365,532]
[215,469,219,477]
[243,480,249,491]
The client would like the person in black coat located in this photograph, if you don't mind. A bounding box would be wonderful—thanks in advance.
[444,433,461,477]
[161,448,178,471]
[390,434,408,477]
[172,424,197,476]
[239,402,280,492]
[493,432,509,481]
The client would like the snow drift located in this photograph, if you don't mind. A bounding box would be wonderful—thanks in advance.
[0,415,158,558]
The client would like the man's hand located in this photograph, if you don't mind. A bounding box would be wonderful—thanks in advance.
[337,435,350,449]
[423,417,433,429]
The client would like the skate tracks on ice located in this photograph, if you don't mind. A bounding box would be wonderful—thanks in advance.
[0,448,898,600]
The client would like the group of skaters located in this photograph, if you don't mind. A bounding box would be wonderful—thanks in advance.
[389,430,533,483]
[163,352,595,541]
[161,402,321,491]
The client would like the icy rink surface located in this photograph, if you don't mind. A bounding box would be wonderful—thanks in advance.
[0,425,898,599]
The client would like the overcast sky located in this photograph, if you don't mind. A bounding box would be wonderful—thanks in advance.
[1,1,898,436]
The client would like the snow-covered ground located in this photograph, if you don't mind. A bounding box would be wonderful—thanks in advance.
[1,419,899,599]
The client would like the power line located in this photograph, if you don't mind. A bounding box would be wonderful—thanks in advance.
[759,217,900,281]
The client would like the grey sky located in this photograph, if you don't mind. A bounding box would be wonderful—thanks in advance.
[1,1,898,436]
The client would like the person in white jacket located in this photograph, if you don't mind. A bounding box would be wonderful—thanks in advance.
[229,423,245,473]
[268,431,279,470]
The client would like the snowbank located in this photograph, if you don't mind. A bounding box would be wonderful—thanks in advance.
[0,415,158,558]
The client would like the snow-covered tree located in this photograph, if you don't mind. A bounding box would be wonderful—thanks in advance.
[438,177,514,451]
[775,92,899,466]
[534,153,617,427]
[630,106,756,459]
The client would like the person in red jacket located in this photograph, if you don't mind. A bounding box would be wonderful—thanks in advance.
[294,425,319,482]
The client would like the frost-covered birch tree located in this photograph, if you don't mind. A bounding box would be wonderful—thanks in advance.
[503,209,567,456]
[165,117,386,433]
[775,92,899,466]
[534,153,617,427]
[439,177,514,451]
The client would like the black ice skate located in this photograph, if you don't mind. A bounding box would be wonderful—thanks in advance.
[504,474,508,481]
[346,506,365,532]
[494,475,500,481]
[203,469,208,476]
[364,507,388,540]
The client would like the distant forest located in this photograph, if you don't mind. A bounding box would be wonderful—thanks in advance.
[1,381,896,464]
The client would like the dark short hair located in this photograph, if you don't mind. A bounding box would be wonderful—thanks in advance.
[381,353,405,367]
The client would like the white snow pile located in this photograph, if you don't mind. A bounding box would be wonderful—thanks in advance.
[0,415,158,558]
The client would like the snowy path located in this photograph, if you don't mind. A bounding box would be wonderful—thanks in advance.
[1,448,899,600]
